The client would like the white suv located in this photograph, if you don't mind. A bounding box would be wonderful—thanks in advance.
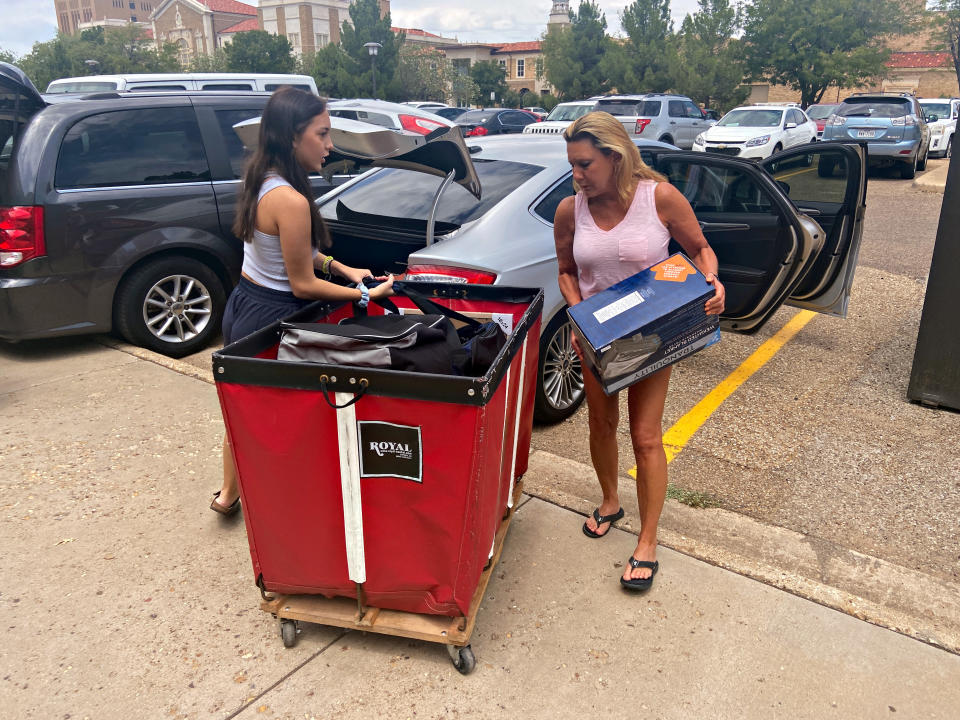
[918,98,957,158]
[522,99,599,134]
[594,93,714,149]
[693,104,818,159]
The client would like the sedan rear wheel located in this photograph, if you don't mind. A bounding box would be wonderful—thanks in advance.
[534,312,584,424]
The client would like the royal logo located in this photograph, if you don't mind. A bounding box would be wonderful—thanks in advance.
[358,422,422,482]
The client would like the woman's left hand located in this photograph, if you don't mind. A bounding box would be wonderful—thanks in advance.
[340,265,375,284]
[704,273,725,315]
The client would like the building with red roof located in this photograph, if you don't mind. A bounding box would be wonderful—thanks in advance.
[151,0,257,63]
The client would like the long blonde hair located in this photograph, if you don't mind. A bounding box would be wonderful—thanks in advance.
[563,111,666,207]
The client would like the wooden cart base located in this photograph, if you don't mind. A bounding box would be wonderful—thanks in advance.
[259,481,524,674]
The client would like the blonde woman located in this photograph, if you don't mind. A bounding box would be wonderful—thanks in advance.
[554,112,725,590]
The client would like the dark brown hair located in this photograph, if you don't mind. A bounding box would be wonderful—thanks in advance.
[232,87,331,250]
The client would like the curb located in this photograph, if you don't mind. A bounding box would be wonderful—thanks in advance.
[96,337,215,385]
[912,163,949,193]
[524,450,960,656]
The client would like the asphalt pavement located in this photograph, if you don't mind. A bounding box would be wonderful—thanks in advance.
[1,158,958,719]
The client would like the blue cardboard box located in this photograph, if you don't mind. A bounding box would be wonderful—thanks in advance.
[567,253,720,394]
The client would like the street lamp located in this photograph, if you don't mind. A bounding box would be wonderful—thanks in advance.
[84,59,100,73]
[363,42,382,99]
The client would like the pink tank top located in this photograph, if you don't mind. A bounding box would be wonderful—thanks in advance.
[572,180,671,300]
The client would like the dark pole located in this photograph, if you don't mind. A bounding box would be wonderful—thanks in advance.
[907,146,960,410]
[372,55,377,99]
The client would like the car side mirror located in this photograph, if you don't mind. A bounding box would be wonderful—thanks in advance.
[928,115,939,123]
[785,122,797,129]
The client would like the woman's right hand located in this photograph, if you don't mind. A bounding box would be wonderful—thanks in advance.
[369,274,395,299]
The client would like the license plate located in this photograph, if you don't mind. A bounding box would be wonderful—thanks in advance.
[857,130,876,138]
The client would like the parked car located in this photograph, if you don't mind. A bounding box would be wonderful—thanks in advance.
[0,63,342,357]
[918,97,958,158]
[805,103,840,140]
[432,106,469,121]
[401,101,450,112]
[693,104,818,159]
[702,108,722,122]
[45,72,318,95]
[456,108,538,136]
[522,99,599,135]
[315,132,868,423]
[820,92,930,178]
[523,106,548,119]
[593,93,716,149]
[518,109,543,122]
[328,98,453,136]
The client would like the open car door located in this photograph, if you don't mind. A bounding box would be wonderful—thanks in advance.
[763,142,867,317]
[649,142,866,333]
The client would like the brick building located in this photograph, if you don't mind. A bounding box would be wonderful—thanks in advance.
[150,0,256,63]
[55,0,157,34]
[258,0,390,57]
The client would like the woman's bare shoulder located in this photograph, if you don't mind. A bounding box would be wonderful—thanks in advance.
[555,195,576,224]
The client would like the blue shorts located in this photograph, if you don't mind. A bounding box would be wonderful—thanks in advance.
[222,277,312,345]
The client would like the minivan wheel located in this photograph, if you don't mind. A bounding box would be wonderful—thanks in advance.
[534,312,584,424]
[900,153,917,179]
[115,256,225,358]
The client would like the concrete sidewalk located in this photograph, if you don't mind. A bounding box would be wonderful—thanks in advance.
[913,157,950,192]
[3,341,960,719]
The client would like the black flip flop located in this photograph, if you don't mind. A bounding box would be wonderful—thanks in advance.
[582,506,624,538]
[620,557,658,591]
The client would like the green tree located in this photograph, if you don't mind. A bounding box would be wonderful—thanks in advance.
[339,0,403,99]
[393,45,450,102]
[311,42,359,98]
[469,60,507,104]
[742,0,917,107]
[0,47,19,64]
[540,0,612,99]
[673,0,749,111]
[933,1,960,89]
[223,30,294,74]
[449,69,478,107]
[608,0,677,93]
[189,48,229,72]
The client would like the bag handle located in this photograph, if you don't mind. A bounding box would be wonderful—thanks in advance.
[397,283,481,327]
[320,375,368,409]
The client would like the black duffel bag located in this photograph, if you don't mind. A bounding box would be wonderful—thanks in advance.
[278,313,466,375]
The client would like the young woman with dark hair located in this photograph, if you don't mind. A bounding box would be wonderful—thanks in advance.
[211,87,394,515]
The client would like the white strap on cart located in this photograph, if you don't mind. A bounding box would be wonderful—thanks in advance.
[335,392,366,584]
[507,336,529,508]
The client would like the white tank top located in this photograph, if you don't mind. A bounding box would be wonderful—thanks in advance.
[241,174,319,291]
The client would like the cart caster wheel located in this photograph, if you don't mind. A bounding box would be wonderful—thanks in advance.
[280,619,297,648]
[446,644,476,674]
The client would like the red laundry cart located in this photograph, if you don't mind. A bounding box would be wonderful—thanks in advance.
[214,282,542,673]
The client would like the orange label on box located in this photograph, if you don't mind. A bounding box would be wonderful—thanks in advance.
[651,255,697,282]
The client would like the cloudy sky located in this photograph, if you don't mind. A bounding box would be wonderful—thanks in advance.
[1,0,702,57]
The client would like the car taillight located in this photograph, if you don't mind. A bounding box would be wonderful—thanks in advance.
[0,206,45,268]
[891,115,916,127]
[635,118,651,134]
[406,265,497,285]
[827,115,846,127]
[399,114,448,135]
[465,126,488,137]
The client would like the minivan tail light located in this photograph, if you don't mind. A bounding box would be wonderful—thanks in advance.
[635,118,651,134]
[405,265,497,285]
[0,206,45,268]
[399,114,448,135]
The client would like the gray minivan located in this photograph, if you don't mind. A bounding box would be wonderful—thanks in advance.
[0,63,335,356]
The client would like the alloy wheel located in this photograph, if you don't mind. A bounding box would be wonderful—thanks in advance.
[141,273,214,344]
[542,320,583,412]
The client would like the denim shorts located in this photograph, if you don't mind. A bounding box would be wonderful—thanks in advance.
[222,277,312,345]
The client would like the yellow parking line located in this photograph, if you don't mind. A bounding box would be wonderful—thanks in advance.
[776,166,816,181]
[628,309,817,478]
